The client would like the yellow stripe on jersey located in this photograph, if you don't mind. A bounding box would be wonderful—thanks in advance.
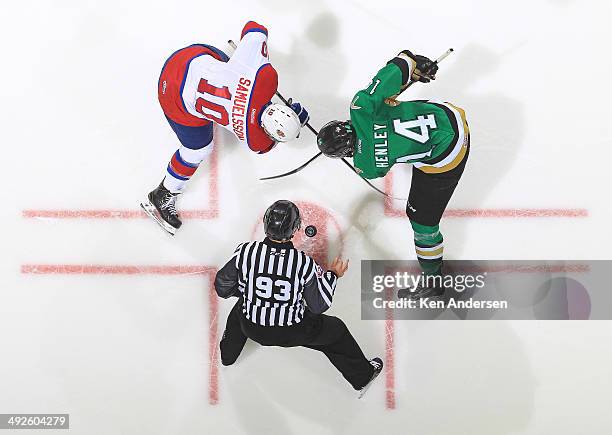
[417,142,468,174]
[415,102,470,174]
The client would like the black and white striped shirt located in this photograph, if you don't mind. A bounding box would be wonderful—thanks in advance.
[215,238,338,326]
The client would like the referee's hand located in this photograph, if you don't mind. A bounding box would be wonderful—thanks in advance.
[329,256,349,278]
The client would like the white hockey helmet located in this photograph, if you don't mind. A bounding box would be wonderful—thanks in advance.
[261,104,301,142]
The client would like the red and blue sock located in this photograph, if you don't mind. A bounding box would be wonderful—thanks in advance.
[162,145,213,193]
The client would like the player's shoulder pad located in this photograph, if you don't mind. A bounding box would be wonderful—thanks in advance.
[241,21,268,39]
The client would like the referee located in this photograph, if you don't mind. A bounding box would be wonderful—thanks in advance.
[214,200,383,396]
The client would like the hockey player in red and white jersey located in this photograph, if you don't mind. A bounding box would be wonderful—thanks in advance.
[141,21,309,235]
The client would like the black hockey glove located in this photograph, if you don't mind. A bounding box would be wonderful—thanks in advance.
[413,54,438,82]
[398,50,438,83]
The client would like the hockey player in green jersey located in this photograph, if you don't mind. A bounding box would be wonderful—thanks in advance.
[317,50,470,299]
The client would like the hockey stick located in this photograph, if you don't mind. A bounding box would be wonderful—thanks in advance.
[228,38,384,192]
[339,158,397,198]
[338,49,455,200]
[384,48,454,105]
[316,48,454,201]
[228,39,324,180]
[260,151,322,180]
[258,47,454,192]
[228,39,451,200]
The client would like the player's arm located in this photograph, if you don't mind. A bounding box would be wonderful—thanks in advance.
[232,21,269,68]
[302,257,338,314]
[254,139,277,154]
[352,50,438,116]
[231,22,278,153]
[244,66,278,153]
[214,244,243,298]
[302,255,348,314]
[351,54,414,117]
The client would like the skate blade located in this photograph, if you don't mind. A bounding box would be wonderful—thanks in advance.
[358,368,383,399]
[140,199,177,236]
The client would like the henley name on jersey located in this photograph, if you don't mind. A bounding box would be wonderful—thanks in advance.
[373,124,389,168]
[349,57,468,179]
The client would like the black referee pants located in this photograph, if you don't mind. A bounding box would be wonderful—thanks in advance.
[220,299,374,390]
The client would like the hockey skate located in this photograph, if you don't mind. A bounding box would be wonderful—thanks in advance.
[140,182,182,236]
[398,263,456,300]
[358,357,384,399]
[397,281,445,300]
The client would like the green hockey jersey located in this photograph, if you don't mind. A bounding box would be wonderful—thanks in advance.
[350,62,469,179]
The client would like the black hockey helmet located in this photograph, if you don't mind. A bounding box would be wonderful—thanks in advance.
[317,120,356,158]
[263,200,301,241]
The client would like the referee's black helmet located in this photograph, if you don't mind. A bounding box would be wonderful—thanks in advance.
[263,200,301,241]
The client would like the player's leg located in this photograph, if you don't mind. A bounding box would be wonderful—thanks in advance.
[162,118,214,193]
[141,121,213,235]
[141,46,215,235]
[302,314,381,392]
[401,145,470,298]
[219,298,249,366]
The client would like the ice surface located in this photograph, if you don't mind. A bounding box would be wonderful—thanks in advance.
[2,0,612,434]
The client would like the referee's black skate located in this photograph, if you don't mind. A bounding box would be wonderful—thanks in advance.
[140,182,182,236]
[358,357,383,399]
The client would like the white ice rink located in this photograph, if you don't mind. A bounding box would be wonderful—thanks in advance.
[3,0,612,433]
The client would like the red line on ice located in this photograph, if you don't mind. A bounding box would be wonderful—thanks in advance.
[383,207,589,218]
[22,207,589,220]
[207,274,219,405]
[383,173,588,218]
[23,127,220,221]
[385,287,395,410]
[21,263,220,405]
[22,209,219,219]
[20,264,216,275]
[380,264,589,275]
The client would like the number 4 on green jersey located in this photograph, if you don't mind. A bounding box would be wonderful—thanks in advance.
[393,114,437,144]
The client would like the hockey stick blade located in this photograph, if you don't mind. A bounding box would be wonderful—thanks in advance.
[260,152,323,181]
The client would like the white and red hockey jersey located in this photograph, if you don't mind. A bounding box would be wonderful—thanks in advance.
[160,21,278,153]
